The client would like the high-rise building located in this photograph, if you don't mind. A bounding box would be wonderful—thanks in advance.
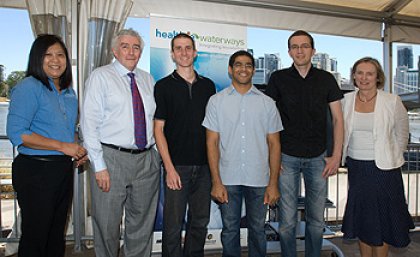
[395,47,418,95]
[253,69,267,85]
[311,53,343,87]
[397,46,413,69]
[252,53,281,84]
[312,53,331,72]
[331,71,341,87]
[407,70,418,92]
[395,66,418,94]
[395,66,408,94]
[418,56,420,92]
[265,53,281,71]
[340,78,355,91]
[255,57,264,69]
[330,58,337,72]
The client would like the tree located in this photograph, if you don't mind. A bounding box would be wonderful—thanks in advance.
[0,82,8,97]
[5,71,25,98]
[0,65,6,97]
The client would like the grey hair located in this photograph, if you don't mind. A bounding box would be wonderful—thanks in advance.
[111,28,144,52]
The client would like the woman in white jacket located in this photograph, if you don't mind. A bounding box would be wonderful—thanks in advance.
[341,57,414,257]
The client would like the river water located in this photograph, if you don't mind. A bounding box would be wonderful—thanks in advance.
[0,102,13,159]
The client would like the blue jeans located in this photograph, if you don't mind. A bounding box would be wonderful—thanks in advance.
[162,165,211,257]
[220,185,267,257]
[278,153,327,257]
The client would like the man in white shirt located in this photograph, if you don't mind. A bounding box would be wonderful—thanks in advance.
[81,29,160,257]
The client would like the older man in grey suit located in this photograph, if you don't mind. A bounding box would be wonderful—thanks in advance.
[81,29,160,257]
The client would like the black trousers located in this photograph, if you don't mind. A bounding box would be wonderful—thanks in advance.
[12,154,73,257]
[162,165,211,257]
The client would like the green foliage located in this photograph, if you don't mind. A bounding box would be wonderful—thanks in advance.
[5,71,25,98]
[0,82,7,97]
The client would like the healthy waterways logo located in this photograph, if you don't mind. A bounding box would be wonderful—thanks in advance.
[155,29,245,47]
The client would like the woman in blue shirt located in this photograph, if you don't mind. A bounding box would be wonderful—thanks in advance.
[6,34,87,257]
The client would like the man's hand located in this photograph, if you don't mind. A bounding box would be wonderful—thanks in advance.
[95,169,111,192]
[264,184,280,207]
[211,183,228,204]
[322,156,340,178]
[166,168,182,190]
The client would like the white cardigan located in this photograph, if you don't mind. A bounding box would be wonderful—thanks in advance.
[341,90,409,170]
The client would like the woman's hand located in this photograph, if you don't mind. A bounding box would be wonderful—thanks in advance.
[75,154,89,167]
[60,142,87,160]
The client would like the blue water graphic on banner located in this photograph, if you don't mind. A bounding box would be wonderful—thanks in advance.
[151,48,231,92]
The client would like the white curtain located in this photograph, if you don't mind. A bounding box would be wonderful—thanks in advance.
[78,0,133,98]
[25,0,71,53]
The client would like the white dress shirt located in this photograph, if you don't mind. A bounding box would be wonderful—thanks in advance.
[81,60,156,172]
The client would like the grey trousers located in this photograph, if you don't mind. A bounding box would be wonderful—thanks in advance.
[90,146,161,257]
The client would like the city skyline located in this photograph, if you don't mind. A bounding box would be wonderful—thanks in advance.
[398,45,414,69]
[395,46,419,95]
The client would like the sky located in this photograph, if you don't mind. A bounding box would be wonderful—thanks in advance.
[1,7,420,81]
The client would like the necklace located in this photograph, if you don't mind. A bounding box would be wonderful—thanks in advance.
[357,91,377,103]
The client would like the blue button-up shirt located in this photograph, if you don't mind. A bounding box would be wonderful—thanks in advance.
[203,85,283,187]
[7,76,78,155]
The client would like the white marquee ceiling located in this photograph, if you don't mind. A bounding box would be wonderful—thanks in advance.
[2,0,420,43]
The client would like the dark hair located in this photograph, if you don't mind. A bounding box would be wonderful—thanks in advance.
[352,57,385,89]
[171,33,196,51]
[26,34,72,91]
[228,50,255,68]
[288,30,315,50]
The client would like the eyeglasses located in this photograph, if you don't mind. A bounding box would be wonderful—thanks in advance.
[233,62,254,69]
[290,43,312,51]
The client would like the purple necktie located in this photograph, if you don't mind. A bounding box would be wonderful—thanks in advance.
[128,72,147,149]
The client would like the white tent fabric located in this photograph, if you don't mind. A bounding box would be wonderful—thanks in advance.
[129,0,382,40]
[2,0,420,43]
[127,0,420,43]
[78,0,132,92]
[25,0,71,50]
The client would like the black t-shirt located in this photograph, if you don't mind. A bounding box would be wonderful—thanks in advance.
[266,65,343,158]
[154,70,216,165]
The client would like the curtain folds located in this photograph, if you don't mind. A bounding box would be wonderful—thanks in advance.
[25,0,71,53]
[25,0,133,102]
[79,0,133,94]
